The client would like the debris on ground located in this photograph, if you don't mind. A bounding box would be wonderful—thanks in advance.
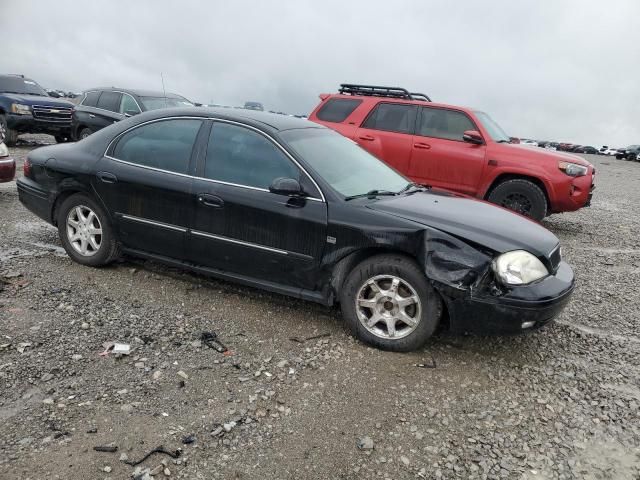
[357,436,374,450]
[200,331,228,353]
[93,445,118,453]
[123,446,181,466]
[99,342,131,357]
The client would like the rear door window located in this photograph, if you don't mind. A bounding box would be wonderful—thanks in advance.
[362,103,417,134]
[418,108,476,141]
[316,98,362,123]
[97,91,123,113]
[82,91,100,107]
[204,122,299,189]
[112,119,203,174]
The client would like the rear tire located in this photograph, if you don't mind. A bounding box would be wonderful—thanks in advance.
[340,254,441,352]
[0,115,18,147]
[57,193,120,267]
[487,179,547,221]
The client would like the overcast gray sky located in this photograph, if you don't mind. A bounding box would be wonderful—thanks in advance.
[2,0,639,147]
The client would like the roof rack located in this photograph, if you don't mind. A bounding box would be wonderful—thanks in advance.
[339,83,431,102]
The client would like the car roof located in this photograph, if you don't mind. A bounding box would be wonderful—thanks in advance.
[132,107,325,132]
[84,87,186,99]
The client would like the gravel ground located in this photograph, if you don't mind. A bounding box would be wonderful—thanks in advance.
[1,135,639,479]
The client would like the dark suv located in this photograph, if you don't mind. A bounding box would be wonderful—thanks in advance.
[71,88,193,140]
[0,74,74,146]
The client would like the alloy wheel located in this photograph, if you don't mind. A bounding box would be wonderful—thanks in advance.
[355,275,422,340]
[66,205,102,256]
[501,192,532,216]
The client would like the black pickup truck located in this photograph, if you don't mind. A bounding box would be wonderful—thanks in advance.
[0,74,74,146]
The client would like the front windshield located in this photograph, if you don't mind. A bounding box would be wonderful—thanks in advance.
[140,96,194,111]
[281,128,410,197]
[474,111,511,142]
[0,77,48,96]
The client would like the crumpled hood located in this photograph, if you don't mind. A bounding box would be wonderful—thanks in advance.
[367,190,559,257]
[501,143,592,167]
[3,93,74,108]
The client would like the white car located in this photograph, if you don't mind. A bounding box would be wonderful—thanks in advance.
[603,147,619,156]
[520,139,539,147]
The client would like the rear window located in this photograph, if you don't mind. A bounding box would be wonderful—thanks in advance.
[362,103,417,134]
[82,91,100,107]
[316,98,362,123]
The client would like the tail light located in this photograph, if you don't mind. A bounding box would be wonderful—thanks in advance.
[23,157,32,178]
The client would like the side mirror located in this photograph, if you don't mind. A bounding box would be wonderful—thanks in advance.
[463,130,484,145]
[269,177,303,196]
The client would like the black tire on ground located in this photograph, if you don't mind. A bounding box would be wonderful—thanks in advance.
[56,193,120,267]
[487,178,548,221]
[0,114,19,147]
[627,153,636,161]
[340,254,442,352]
[78,128,92,140]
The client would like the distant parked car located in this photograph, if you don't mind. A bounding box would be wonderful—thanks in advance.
[71,88,193,140]
[244,101,264,111]
[602,147,619,156]
[0,140,16,182]
[0,74,74,146]
[520,139,539,147]
[544,142,558,151]
[574,146,599,154]
[616,145,640,160]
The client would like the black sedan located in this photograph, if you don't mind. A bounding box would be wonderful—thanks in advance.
[17,108,575,351]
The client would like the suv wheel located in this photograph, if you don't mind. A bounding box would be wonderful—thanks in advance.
[0,115,18,147]
[57,193,120,267]
[78,128,92,140]
[340,254,441,352]
[487,179,547,221]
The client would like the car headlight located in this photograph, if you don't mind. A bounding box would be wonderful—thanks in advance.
[558,161,588,177]
[492,250,549,285]
[10,103,31,115]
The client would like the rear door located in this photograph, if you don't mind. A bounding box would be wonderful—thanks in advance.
[408,107,486,195]
[94,117,204,259]
[92,91,124,130]
[188,120,327,290]
[353,102,417,173]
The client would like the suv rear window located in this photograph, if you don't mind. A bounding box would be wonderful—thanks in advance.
[316,98,362,123]
[362,103,417,134]
[82,91,100,107]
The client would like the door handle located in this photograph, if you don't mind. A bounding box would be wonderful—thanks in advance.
[358,135,375,141]
[97,172,117,184]
[414,142,431,150]
[89,114,96,118]
[198,193,224,208]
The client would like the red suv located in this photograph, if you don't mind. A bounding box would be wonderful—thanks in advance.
[309,84,595,221]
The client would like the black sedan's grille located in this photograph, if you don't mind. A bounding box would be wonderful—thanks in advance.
[549,246,561,272]
[31,105,72,124]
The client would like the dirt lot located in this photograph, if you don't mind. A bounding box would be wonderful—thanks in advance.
[1,136,639,480]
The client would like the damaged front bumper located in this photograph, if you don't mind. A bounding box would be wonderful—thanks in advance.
[436,261,575,334]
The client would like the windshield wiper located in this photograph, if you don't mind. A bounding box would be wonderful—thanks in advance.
[398,182,431,194]
[344,190,398,201]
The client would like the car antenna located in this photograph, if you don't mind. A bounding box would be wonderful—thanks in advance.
[161,72,167,108]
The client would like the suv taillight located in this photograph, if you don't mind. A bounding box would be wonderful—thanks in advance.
[23,158,32,177]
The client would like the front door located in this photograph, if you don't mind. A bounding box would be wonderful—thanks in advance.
[408,107,486,195]
[94,117,204,259]
[188,121,327,290]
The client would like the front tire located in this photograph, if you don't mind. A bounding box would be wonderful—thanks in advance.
[340,254,441,352]
[57,193,120,266]
[487,179,547,221]
[78,127,92,140]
